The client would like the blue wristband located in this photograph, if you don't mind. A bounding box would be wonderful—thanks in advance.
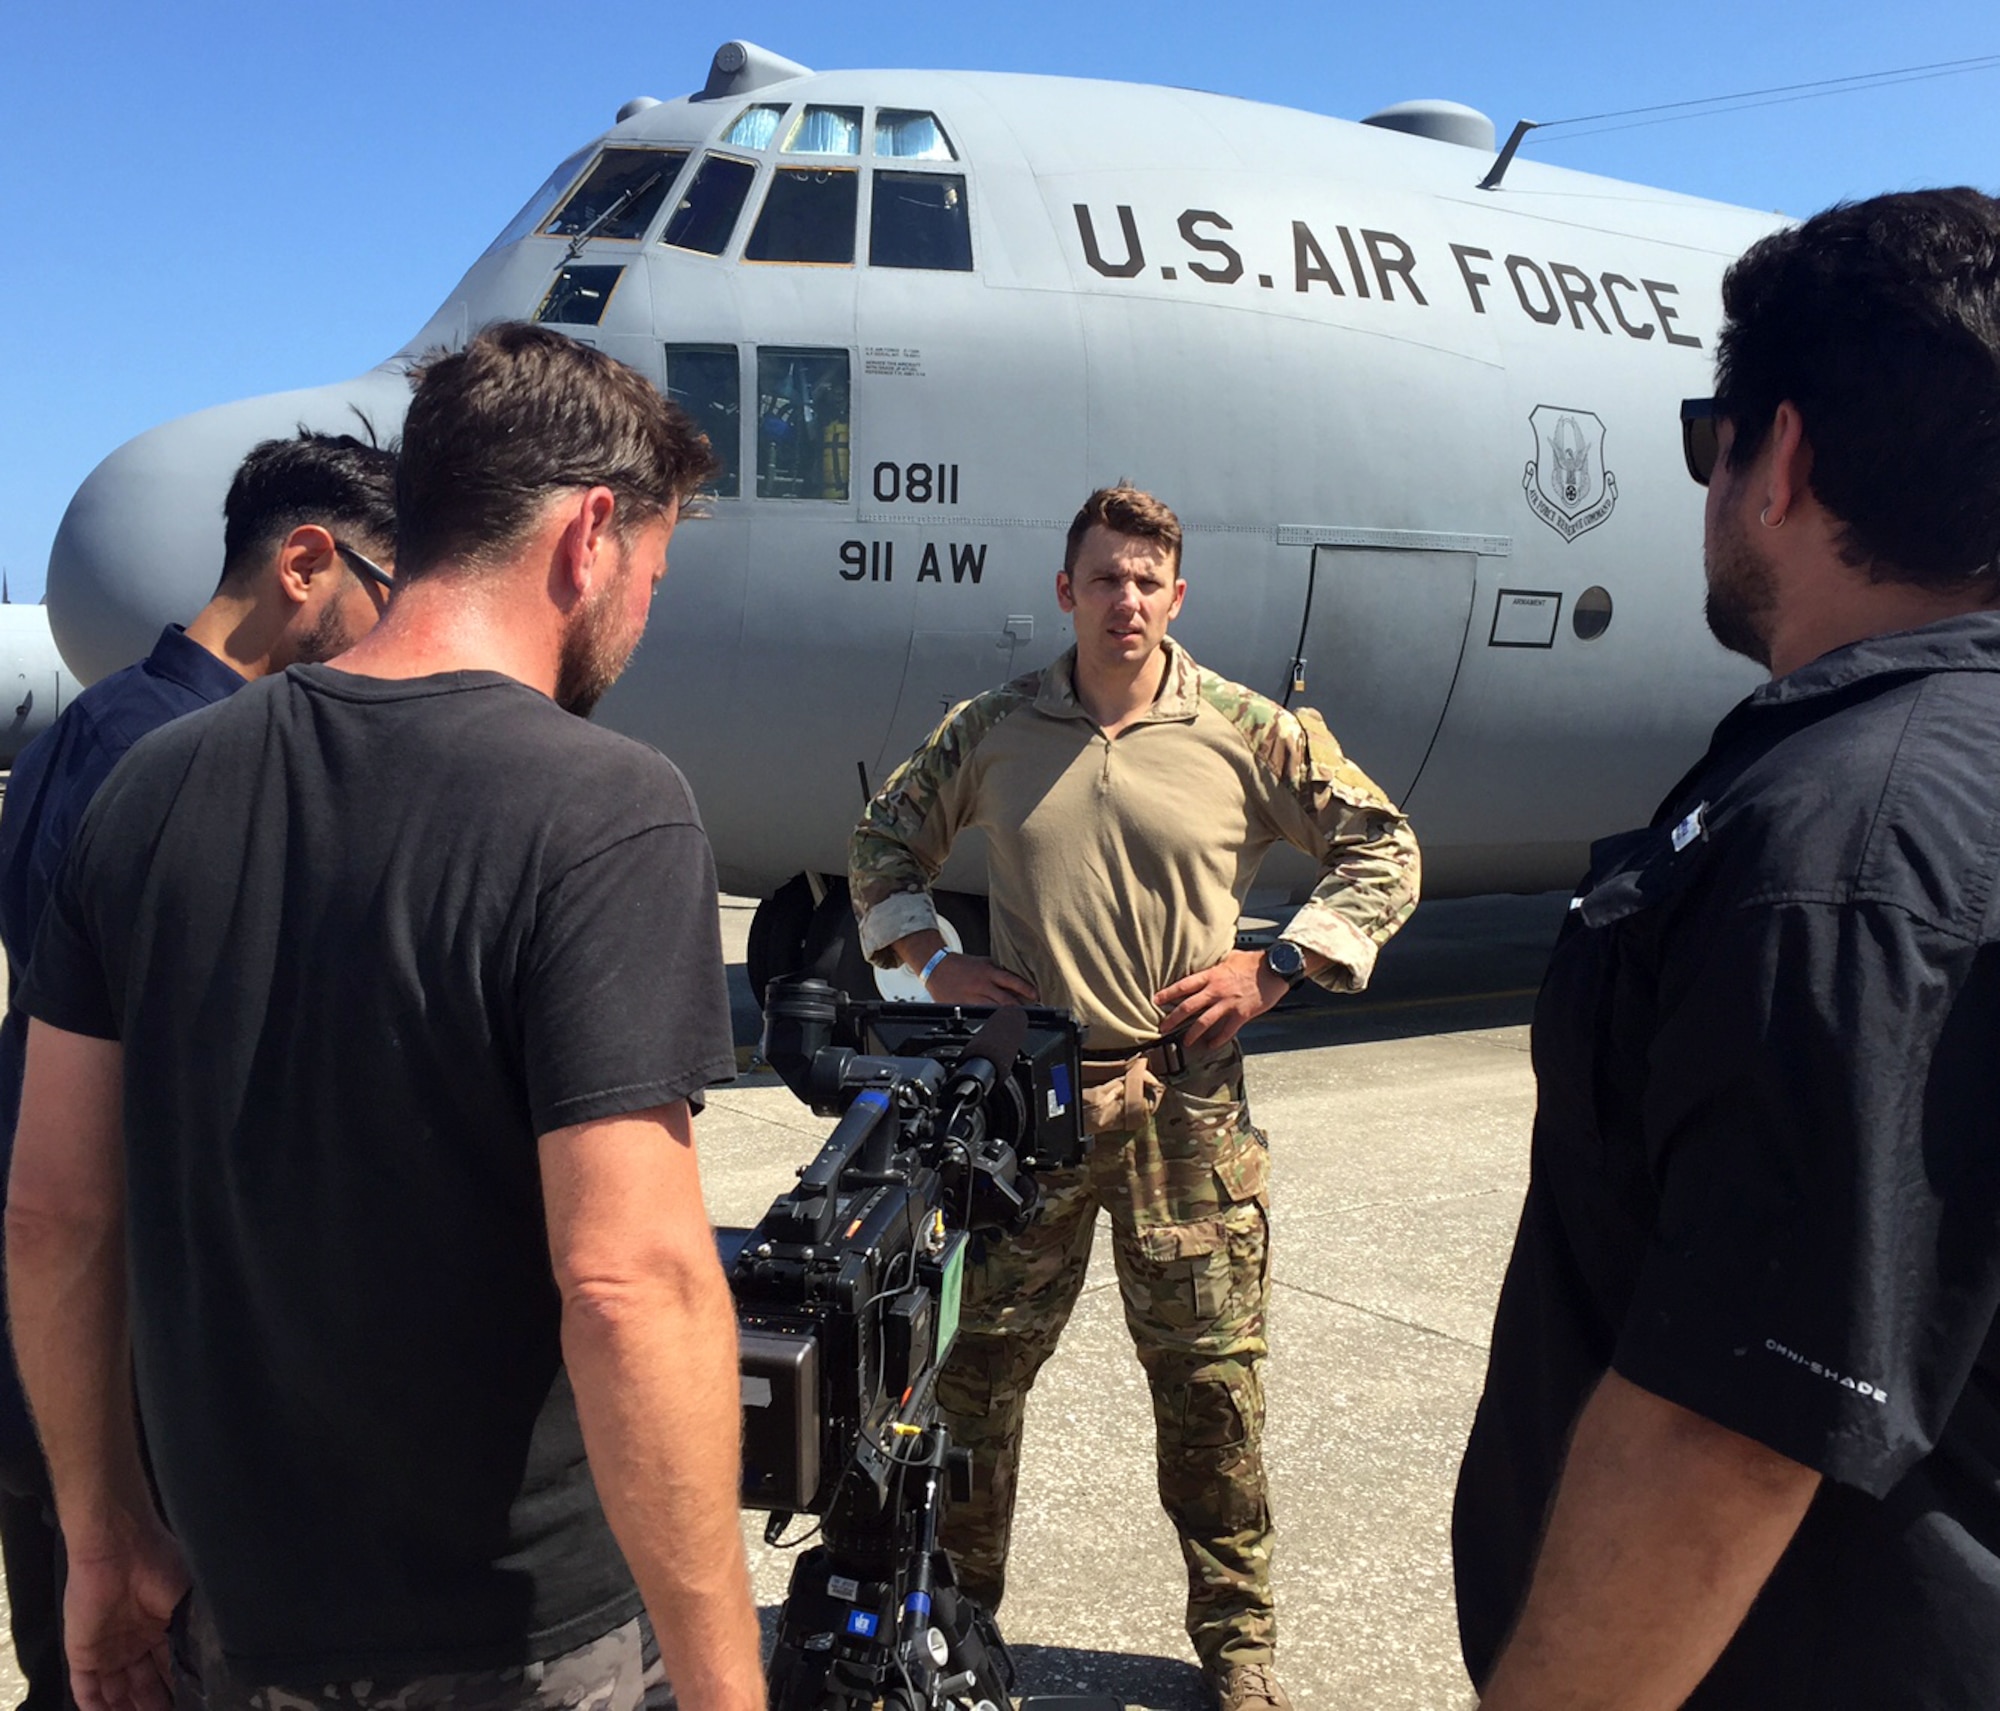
[919,946,953,988]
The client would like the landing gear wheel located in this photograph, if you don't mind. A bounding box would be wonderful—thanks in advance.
[746,875,819,1008]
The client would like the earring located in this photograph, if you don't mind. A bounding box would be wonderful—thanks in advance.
[1760,505,1786,529]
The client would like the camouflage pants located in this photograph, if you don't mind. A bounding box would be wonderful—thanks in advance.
[169,1600,673,1711]
[934,1047,1275,1674]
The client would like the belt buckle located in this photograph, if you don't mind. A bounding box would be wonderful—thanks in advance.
[1158,1034,1186,1078]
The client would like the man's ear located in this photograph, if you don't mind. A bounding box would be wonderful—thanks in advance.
[1055,570,1076,614]
[274,525,339,608]
[1167,577,1188,620]
[1763,401,1815,528]
[560,488,621,601]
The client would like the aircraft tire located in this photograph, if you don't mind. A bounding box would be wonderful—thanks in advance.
[798,879,991,1003]
[746,874,819,1007]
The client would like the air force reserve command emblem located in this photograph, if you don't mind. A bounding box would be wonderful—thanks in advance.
[1524,407,1619,542]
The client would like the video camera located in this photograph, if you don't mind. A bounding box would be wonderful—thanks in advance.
[724,975,1086,1515]
[722,975,1119,1710]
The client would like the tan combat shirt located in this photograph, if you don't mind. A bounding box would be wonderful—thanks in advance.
[850,642,1420,1050]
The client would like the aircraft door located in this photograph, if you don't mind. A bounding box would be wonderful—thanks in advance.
[875,622,1027,781]
[873,623,1031,894]
[1292,546,1475,805]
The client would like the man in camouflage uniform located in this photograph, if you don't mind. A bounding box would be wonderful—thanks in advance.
[849,485,1419,1711]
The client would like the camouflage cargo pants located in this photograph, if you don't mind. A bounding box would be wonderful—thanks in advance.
[169,1600,674,1711]
[934,1045,1275,1674]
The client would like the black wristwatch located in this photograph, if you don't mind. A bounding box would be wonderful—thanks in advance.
[1264,938,1309,988]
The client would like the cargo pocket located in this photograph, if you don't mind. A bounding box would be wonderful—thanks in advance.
[1161,1372,1269,1537]
[1210,1122,1270,1205]
[1176,1373,1252,1451]
[1131,1217,1234,1323]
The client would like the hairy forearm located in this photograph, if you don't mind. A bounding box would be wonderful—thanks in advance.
[563,1255,764,1711]
[1478,1372,1820,1711]
[5,1199,151,1545]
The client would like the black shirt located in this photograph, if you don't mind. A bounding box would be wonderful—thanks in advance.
[0,626,244,1459]
[1454,613,2000,1709]
[19,665,735,1680]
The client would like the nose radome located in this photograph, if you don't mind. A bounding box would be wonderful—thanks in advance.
[48,368,413,684]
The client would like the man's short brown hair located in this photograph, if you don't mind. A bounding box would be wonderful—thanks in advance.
[1063,485,1183,578]
[395,322,719,582]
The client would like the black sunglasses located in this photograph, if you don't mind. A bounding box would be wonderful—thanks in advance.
[335,541,396,592]
[1680,397,1723,487]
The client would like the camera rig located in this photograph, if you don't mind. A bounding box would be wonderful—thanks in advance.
[722,975,1119,1711]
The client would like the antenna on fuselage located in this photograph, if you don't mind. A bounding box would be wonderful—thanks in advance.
[1479,53,2000,192]
[1478,120,1540,191]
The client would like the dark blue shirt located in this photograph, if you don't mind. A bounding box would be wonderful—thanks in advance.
[0,626,242,1450]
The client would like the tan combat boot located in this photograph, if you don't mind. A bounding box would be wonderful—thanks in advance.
[1207,1660,1294,1711]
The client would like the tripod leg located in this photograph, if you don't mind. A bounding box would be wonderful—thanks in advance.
[928,1566,1015,1707]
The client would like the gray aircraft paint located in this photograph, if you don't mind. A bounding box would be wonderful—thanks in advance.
[46,44,1777,902]
[0,606,82,769]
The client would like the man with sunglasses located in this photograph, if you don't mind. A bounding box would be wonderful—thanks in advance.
[0,427,396,1711]
[1454,188,2000,1709]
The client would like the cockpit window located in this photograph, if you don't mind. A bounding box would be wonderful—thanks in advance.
[541,148,688,240]
[874,110,957,161]
[485,144,595,252]
[661,154,757,255]
[664,346,741,498]
[871,172,972,271]
[782,106,862,155]
[536,265,625,326]
[725,104,788,149]
[745,169,858,265]
[758,349,851,501]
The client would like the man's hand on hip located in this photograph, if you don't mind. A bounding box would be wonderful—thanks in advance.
[924,953,1039,1007]
[63,1514,189,1711]
[889,929,1038,1007]
[1156,949,1289,1049]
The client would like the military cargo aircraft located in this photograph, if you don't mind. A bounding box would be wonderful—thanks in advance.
[46,39,1781,995]
[0,606,82,770]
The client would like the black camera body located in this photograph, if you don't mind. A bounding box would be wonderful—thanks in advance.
[728,977,1124,1710]
[725,977,1086,1514]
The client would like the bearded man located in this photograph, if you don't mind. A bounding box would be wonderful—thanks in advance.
[6,325,763,1711]
[1454,189,2000,1710]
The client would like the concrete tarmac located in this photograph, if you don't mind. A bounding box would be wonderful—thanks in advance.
[0,890,1566,1711]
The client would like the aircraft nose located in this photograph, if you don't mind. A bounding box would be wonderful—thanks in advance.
[47,368,413,684]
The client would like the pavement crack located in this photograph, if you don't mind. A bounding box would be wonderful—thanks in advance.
[1301,1186,1516,1218]
[699,1100,829,1141]
[1272,1278,1491,1351]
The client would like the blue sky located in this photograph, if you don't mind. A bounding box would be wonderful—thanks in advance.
[1,1,1993,596]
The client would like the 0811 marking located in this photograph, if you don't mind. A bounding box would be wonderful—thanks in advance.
[872,462,961,505]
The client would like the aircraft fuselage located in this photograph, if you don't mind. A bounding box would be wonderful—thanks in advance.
[48,51,1779,903]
